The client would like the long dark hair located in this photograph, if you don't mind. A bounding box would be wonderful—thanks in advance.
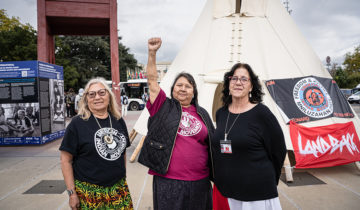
[170,72,198,105]
[222,63,264,107]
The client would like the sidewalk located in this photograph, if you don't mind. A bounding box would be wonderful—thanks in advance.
[1,109,360,210]
[0,111,153,210]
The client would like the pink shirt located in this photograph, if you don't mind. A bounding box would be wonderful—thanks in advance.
[146,89,209,181]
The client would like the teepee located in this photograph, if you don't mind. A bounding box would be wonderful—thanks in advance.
[129,0,360,179]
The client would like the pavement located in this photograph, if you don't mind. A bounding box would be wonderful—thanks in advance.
[0,105,360,210]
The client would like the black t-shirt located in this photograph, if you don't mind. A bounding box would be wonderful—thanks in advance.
[59,114,130,187]
[212,103,286,201]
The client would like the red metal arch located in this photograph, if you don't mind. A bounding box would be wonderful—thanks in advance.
[37,0,121,104]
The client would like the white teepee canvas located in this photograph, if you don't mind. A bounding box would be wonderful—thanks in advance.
[132,0,360,153]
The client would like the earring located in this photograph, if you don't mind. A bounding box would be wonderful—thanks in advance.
[249,92,252,98]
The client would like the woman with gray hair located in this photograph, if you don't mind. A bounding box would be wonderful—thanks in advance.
[59,77,133,209]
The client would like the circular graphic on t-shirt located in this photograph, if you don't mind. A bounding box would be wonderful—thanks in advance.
[293,77,333,118]
[94,128,127,161]
[177,112,202,136]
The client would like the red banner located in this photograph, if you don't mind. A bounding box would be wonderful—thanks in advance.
[290,121,360,168]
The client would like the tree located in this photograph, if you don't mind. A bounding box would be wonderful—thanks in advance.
[343,45,360,88]
[329,63,339,78]
[55,36,138,91]
[0,9,138,90]
[0,9,37,62]
[55,36,110,91]
[118,37,138,82]
[343,46,360,74]
[333,67,350,88]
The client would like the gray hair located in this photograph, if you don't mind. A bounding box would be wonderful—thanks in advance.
[78,77,121,120]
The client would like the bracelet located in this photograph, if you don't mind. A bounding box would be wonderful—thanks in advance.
[66,189,74,196]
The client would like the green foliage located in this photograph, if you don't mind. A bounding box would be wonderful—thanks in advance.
[331,45,360,88]
[0,9,37,62]
[55,36,138,91]
[333,68,350,88]
[60,59,80,90]
[342,45,360,88]
[346,72,360,88]
[343,46,360,74]
[0,9,22,30]
[118,38,138,82]
[2,7,358,91]
[55,36,109,90]
[0,9,138,91]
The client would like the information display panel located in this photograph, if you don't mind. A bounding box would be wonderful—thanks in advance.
[0,61,65,145]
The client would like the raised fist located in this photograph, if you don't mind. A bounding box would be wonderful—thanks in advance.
[148,37,162,52]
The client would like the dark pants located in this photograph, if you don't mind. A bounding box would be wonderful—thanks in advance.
[153,175,212,210]
[69,104,75,116]
[66,104,71,117]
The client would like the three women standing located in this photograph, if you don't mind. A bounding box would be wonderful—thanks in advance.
[59,40,285,210]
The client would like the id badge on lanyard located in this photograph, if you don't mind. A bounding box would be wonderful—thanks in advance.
[222,111,239,154]
[220,139,232,154]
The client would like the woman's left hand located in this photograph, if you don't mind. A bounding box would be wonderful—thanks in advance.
[69,193,80,209]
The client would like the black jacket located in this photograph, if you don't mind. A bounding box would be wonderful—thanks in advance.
[138,97,215,178]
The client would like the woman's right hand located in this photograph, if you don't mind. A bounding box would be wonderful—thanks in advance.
[146,37,162,104]
[148,37,162,52]
[69,193,80,209]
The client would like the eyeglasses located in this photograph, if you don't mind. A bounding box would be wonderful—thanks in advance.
[229,76,250,84]
[87,89,107,98]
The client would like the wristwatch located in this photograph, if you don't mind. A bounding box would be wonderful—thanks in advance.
[66,189,74,196]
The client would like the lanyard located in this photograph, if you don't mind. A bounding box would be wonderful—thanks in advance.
[224,110,240,141]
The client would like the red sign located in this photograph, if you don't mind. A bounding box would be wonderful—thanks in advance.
[290,121,360,168]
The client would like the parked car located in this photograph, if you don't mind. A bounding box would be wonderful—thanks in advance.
[351,83,360,94]
[340,89,352,99]
[352,87,360,94]
[348,91,360,104]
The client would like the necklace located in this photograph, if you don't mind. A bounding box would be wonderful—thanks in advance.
[93,113,113,144]
[224,108,241,141]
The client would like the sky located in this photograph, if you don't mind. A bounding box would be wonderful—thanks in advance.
[1,0,360,66]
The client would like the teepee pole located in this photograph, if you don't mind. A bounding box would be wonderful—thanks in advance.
[284,153,293,182]
[355,161,360,171]
[129,129,138,143]
[130,136,146,163]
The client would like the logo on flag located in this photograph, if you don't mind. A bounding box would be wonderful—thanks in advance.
[293,77,333,118]
[266,76,353,123]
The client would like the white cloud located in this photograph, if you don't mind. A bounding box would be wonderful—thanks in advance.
[117,0,206,64]
[0,0,37,27]
[1,0,359,66]
[289,0,360,64]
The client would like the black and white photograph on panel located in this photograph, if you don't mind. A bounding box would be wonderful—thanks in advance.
[0,103,40,138]
[39,78,50,136]
[49,79,65,133]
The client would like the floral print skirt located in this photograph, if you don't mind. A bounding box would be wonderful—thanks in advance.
[75,177,133,209]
